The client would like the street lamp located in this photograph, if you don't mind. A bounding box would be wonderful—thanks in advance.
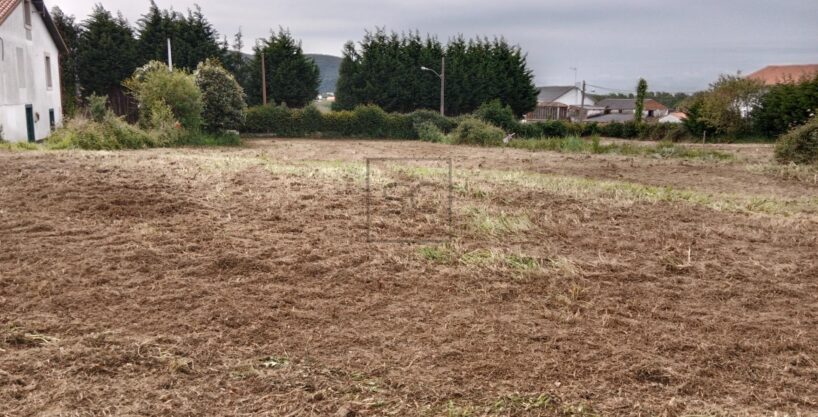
[255,38,267,105]
[421,56,445,116]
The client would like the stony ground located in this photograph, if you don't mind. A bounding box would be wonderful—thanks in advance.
[1,139,816,416]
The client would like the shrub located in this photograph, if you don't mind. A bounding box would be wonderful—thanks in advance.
[353,105,388,137]
[124,60,203,131]
[475,99,518,131]
[88,93,108,122]
[415,121,447,143]
[408,109,457,133]
[450,118,505,146]
[48,113,155,150]
[300,104,323,134]
[195,59,247,132]
[775,116,818,165]
[244,104,300,136]
[384,112,416,139]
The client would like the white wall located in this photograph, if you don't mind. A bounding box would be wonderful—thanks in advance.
[0,0,62,142]
[554,88,596,106]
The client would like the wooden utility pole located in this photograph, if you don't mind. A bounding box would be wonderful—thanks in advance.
[261,51,267,105]
[579,80,586,123]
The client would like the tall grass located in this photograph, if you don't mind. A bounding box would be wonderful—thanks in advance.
[506,136,734,160]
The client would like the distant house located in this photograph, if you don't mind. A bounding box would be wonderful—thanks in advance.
[746,64,818,86]
[0,0,66,142]
[525,85,598,121]
[658,112,687,124]
[595,98,669,119]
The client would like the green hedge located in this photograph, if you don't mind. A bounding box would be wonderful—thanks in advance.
[245,104,430,139]
[244,102,692,142]
[511,119,690,141]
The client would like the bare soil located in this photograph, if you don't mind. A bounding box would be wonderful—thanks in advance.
[1,139,816,416]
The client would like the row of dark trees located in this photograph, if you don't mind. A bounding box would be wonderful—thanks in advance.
[335,30,538,116]
[50,2,321,116]
[52,4,540,119]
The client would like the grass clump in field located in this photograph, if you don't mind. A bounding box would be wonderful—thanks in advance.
[417,245,456,264]
[507,136,734,160]
[747,163,818,184]
[0,141,41,151]
[466,207,535,236]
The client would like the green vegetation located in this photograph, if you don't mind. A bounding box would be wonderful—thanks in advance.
[76,5,139,97]
[754,74,818,138]
[634,78,648,124]
[247,28,320,107]
[195,59,247,132]
[47,63,243,150]
[450,118,505,146]
[125,61,204,131]
[679,74,764,138]
[245,104,416,138]
[334,29,537,116]
[775,116,818,165]
[415,121,448,143]
[507,136,734,160]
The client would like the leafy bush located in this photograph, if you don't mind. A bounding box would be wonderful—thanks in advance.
[88,93,108,122]
[244,104,421,138]
[195,59,246,132]
[408,109,457,133]
[754,75,818,138]
[475,100,518,131]
[450,118,505,146]
[775,116,818,165]
[415,121,447,143]
[48,113,155,150]
[125,60,203,131]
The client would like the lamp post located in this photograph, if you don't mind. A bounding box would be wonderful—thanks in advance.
[421,56,445,116]
[255,38,267,105]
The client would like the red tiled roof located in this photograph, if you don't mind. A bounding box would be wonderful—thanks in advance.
[0,0,20,25]
[746,65,818,86]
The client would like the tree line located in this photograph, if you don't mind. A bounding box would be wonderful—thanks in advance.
[51,3,541,119]
[335,29,538,116]
[50,2,320,116]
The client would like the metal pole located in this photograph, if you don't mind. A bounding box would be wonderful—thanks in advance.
[261,51,267,105]
[440,56,445,116]
[167,38,172,71]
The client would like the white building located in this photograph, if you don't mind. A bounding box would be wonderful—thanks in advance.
[658,112,688,124]
[525,85,598,121]
[0,0,66,142]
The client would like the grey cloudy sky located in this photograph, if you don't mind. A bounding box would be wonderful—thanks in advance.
[59,0,818,92]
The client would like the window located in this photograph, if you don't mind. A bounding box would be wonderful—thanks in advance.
[16,47,25,85]
[45,55,52,88]
[23,0,32,27]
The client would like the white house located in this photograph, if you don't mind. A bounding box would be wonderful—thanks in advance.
[658,112,688,124]
[0,0,66,142]
[525,85,599,121]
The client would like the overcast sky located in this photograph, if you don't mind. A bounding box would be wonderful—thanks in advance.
[57,0,818,93]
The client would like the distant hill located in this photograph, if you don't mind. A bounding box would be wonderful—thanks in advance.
[307,54,342,94]
[238,52,342,94]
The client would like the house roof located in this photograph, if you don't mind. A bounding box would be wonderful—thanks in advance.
[596,98,668,111]
[0,0,17,24]
[746,64,818,85]
[0,0,67,53]
[586,113,634,123]
[536,86,576,103]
